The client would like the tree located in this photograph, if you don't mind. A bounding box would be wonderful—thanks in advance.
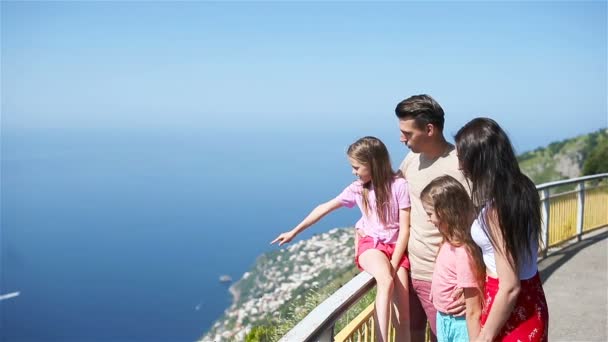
[582,141,608,175]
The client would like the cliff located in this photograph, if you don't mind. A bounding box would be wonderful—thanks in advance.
[518,128,607,184]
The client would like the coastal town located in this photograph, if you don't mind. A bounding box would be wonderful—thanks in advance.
[201,227,355,342]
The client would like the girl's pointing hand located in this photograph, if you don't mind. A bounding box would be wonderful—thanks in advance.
[271,231,296,246]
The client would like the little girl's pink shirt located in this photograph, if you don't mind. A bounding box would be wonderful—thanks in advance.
[431,242,479,315]
[335,177,410,245]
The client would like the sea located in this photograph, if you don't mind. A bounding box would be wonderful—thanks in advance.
[0,125,380,341]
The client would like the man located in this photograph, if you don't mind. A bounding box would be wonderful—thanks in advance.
[395,94,468,341]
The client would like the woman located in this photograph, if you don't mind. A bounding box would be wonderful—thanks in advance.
[455,118,548,342]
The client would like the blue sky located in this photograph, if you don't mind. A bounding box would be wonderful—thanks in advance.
[2,1,607,151]
[0,2,606,337]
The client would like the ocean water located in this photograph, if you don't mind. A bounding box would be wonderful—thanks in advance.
[0,127,369,341]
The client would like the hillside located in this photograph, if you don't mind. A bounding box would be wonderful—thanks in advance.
[201,228,356,341]
[518,128,607,184]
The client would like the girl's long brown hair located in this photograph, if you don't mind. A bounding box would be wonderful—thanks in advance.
[420,175,486,293]
[347,137,398,226]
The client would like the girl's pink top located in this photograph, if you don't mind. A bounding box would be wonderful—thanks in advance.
[431,242,479,315]
[335,177,410,245]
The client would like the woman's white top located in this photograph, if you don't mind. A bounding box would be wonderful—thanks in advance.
[470,207,538,280]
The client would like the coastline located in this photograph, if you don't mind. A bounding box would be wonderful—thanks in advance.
[200,227,355,342]
[228,283,240,306]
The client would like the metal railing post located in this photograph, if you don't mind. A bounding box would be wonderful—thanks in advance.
[540,188,550,257]
[576,181,585,241]
[316,325,334,342]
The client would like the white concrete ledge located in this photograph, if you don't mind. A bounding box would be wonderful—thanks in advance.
[279,272,374,342]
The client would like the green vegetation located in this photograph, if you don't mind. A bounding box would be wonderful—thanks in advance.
[244,266,361,341]
[582,137,608,175]
[335,288,376,332]
[275,268,362,338]
[518,129,607,184]
[245,326,275,342]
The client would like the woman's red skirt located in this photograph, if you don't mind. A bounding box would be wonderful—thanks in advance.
[481,272,549,341]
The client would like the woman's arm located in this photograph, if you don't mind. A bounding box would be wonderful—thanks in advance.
[475,209,520,342]
[464,287,482,340]
[271,198,343,246]
[390,208,411,273]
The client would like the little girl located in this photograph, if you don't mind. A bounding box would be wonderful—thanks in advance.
[420,175,485,342]
[271,136,411,342]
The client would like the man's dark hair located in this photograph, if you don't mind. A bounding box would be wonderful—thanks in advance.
[395,94,445,131]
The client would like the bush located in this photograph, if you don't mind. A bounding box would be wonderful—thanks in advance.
[245,326,275,342]
[583,141,608,175]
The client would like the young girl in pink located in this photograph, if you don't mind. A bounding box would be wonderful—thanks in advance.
[421,175,485,341]
[272,136,411,342]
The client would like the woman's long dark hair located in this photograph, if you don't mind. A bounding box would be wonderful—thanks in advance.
[455,118,541,272]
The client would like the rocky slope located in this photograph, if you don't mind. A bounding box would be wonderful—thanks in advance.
[518,129,607,184]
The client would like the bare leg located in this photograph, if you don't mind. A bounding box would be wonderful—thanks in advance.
[359,249,394,342]
[393,267,411,342]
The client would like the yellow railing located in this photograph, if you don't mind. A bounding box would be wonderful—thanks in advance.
[334,304,376,342]
[583,185,608,232]
[547,192,578,246]
[334,304,404,342]
[280,174,608,342]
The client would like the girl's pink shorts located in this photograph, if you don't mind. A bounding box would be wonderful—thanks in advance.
[355,236,410,271]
